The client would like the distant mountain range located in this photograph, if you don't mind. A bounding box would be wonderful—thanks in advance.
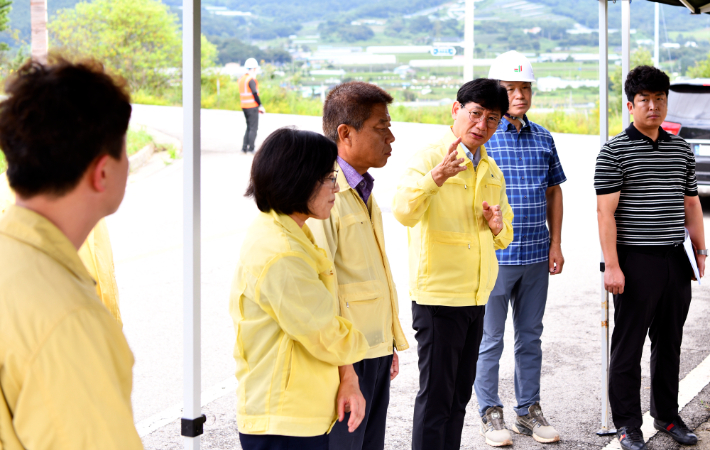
[2,0,698,48]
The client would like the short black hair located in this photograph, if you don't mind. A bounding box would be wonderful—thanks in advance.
[246,127,338,215]
[625,65,670,103]
[456,78,509,116]
[323,81,393,143]
[0,58,131,198]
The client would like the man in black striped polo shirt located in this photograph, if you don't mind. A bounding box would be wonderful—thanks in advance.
[595,65,706,450]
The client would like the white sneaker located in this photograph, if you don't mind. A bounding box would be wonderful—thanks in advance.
[480,406,513,447]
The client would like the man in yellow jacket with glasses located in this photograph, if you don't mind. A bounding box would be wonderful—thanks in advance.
[393,78,514,450]
[309,81,409,450]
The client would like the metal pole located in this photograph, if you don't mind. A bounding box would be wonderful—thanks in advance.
[30,0,48,63]
[621,0,631,129]
[597,0,615,437]
[654,2,660,67]
[463,0,474,81]
[182,0,202,449]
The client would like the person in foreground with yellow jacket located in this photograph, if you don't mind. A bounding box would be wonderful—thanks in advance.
[0,59,142,449]
[308,81,409,450]
[393,78,514,450]
[0,172,123,326]
[230,127,370,450]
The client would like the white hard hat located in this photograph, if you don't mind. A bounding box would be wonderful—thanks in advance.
[488,51,535,82]
[244,58,259,69]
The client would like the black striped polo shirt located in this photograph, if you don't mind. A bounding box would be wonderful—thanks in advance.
[594,124,698,246]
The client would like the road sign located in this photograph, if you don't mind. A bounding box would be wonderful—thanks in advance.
[431,47,457,56]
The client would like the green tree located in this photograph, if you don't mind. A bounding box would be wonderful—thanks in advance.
[0,0,11,52]
[49,0,217,92]
[688,52,710,78]
[609,49,656,109]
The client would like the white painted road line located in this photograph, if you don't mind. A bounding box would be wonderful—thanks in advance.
[603,352,710,449]
[136,376,237,438]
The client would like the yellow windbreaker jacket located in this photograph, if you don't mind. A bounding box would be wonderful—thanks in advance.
[0,206,142,450]
[393,129,514,306]
[307,165,409,360]
[0,172,122,326]
[230,211,370,437]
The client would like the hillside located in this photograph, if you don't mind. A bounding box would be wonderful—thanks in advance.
[2,0,705,71]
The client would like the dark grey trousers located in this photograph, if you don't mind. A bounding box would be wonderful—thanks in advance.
[411,302,485,450]
[329,354,393,450]
[242,107,259,152]
[609,245,692,429]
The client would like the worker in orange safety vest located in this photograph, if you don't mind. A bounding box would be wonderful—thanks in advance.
[238,58,266,154]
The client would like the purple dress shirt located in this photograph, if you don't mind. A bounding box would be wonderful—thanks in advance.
[337,156,375,204]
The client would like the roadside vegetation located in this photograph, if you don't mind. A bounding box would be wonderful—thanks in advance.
[127,126,155,156]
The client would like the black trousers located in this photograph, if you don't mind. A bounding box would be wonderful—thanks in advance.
[242,107,259,152]
[239,433,327,450]
[609,245,693,429]
[329,354,393,450]
[411,302,485,450]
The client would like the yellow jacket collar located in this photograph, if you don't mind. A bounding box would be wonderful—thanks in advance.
[268,210,333,274]
[445,127,489,166]
[0,205,93,284]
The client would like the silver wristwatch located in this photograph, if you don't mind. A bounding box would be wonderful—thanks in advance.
[696,249,709,256]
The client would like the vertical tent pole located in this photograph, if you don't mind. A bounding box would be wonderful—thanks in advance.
[621,0,631,129]
[30,0,48,63]
[182,0,203,449]
[463,0,474,81]
[654,2,660,67]
[597,0,615,437]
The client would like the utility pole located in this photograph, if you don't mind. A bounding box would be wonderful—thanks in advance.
[654,2,660,67]
[30,0,48,63]
[463,0,474,81]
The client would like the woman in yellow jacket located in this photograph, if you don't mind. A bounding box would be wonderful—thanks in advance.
[230,127,370,450]
[0,171,122,326]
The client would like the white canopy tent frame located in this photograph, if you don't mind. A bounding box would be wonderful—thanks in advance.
[595,0,633,436]
[181,0,204,449]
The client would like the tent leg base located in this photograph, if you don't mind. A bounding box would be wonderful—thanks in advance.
[596,428,617,436]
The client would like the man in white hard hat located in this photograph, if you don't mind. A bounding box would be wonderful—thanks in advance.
[473,50,566,447]
[238,58,266,153]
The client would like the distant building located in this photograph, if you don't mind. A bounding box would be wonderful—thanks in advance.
[367,46,433,54]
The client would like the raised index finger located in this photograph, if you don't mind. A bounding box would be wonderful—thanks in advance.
[448,137,462,156]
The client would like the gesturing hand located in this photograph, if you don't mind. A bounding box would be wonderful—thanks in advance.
[432,137,467,187]
[482,201,502,236]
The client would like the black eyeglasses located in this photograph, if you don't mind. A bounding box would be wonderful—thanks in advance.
[460,104,501,129]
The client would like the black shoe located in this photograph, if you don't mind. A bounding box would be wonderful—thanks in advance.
[654,416,698,445]
[617,427,647,450]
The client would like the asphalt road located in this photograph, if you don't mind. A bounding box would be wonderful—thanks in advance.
[114,105,710,449]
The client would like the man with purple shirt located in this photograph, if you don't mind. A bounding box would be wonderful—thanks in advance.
[308,82,409,450]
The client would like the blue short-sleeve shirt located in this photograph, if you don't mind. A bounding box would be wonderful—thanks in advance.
[485,116,566,265]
